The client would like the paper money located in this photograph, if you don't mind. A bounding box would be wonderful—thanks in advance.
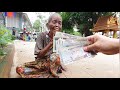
[53,32,90,53]
[53,32,96,65]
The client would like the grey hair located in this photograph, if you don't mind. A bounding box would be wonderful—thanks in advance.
[47,13,62,23]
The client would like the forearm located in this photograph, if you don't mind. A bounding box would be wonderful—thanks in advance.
[37,42,53,58]
[112,39,119,54]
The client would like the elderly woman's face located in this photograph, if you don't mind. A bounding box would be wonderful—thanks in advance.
[48,15,62,33]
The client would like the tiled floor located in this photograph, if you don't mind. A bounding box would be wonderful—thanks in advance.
[9,40,120,78]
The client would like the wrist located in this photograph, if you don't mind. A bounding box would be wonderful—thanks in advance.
[112,39,119,54]
[48,41,53,49]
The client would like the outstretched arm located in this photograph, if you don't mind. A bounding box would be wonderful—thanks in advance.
[83,34,119,55]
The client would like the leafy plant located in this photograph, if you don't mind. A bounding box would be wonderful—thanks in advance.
[11,35,16,40]
[33,19,41,32]
[0,25,13,56]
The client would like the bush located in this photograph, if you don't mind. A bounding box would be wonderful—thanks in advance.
[0,49,7,56]
[11,35,16,40]
[62,29,74,35]
[0,25,13,56]
[73,31,82,36]
[62,29,82,36]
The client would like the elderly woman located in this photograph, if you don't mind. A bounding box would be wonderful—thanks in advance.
[16,13,65,78]
[34,13,62,60]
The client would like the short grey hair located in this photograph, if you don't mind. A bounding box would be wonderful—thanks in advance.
[48,13,62,23]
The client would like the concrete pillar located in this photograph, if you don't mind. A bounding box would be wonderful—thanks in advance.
[113,30,117,38]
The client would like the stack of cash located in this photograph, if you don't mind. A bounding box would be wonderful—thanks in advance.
[53,32,96,65]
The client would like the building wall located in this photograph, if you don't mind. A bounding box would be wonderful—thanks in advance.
[6,13,20,28]
[22,14,33,32]
[5,13,23,36]
[19,13,23,30]
[0,13,5,26]
[3,12,33,36]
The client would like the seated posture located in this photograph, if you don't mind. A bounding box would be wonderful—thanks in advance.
[16,13,65,78]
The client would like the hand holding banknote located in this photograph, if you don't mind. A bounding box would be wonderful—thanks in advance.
[83,33,119,55]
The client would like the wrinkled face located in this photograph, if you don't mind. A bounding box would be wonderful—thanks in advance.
[47,15,62,33]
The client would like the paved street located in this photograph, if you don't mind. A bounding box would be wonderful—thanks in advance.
[10,40,35,78]
[10,40,120,78]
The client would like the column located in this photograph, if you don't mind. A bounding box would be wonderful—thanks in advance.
[113,30,117,38]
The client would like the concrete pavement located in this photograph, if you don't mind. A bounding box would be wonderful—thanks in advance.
[9,40,120,78]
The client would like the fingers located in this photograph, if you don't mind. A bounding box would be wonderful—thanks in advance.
[87,35,96,44]
[83,44,95,52]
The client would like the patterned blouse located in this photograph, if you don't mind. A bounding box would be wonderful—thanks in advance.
[34,31,53,59]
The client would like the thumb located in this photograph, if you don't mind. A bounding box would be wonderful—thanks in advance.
[83,44,95,52]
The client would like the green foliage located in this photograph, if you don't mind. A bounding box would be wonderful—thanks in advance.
[73,31,82,36]
[11,35,16,40]
[33,19,41,32]
[62,28,74,34]
[61,12,114,36]
[62,28,82,36]
[0,25,13,56]
[0,49,7,56]
[60,12,73,30]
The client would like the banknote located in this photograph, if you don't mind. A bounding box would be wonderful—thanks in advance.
[53,32,90,53]
[53,32,97,65]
